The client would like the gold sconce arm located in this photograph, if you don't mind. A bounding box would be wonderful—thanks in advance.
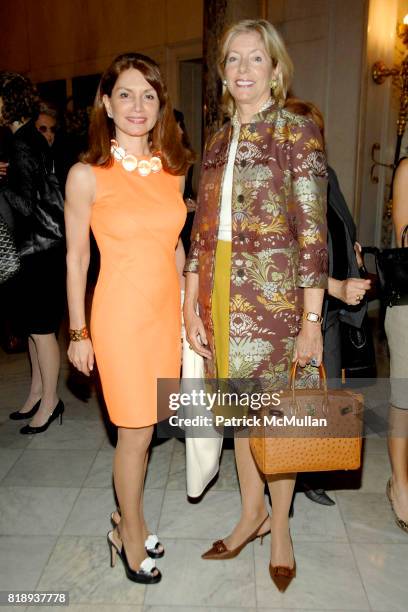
[372,61,400,85]
[370,143,394,183]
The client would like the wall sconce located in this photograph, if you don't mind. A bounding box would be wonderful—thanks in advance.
[371,15,408,221]
[372,14,408,138]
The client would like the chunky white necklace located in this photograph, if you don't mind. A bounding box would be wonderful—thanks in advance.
[110,139,162,176]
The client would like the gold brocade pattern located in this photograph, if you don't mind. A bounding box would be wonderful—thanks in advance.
[185,100,328,385]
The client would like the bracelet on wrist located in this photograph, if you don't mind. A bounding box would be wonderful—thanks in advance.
[69,326,89,341]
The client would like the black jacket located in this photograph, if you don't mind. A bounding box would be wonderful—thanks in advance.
[323,166,366,330]
[1,121,64,257]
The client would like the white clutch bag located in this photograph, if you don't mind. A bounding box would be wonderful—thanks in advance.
[181,293,222,498]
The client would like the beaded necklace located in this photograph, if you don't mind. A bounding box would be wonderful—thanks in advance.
[110,139,162,176]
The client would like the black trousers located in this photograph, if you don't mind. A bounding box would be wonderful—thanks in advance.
[323,318,342,380]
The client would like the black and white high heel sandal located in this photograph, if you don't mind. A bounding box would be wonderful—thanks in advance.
[110,510,165,558]
[107,530,162,584]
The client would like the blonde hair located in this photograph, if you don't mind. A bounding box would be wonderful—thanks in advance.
[218,19,294,116]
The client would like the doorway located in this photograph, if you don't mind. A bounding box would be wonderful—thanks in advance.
[179,58,203,195]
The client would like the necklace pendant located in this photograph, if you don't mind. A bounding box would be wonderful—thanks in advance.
[112,145,126,161]
[150,156,163,173]
[110,140,162,176]
[122,154,138,172]
[137,159,152,176]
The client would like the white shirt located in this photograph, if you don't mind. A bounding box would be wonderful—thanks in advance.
[217,118,240,242]
[217,98,273,242]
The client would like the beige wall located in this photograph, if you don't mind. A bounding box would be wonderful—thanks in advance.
[1,0,380,238]
[0,0,203,89]
[267,0,368,216]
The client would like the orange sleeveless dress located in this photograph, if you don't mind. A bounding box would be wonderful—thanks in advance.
[90,160,186,428]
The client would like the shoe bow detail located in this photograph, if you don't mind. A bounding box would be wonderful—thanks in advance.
[140,557,156,573]
[145,534,159,550]
[213,540,228,554]
[271,565,294,578]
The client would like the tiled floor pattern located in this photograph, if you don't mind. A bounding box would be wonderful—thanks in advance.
[0,340,407,612]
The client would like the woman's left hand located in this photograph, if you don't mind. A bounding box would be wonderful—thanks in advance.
[293,322,323,367]
[184,197,197,212]
[354,242,364,268]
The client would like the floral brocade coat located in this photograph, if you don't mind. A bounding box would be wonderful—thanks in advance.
[185,100,328,387]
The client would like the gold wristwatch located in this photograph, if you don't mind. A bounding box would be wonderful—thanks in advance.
[302,311,323,324]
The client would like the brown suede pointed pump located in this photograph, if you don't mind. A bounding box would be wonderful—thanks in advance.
[269,559,296,592]
[201,515,270,560]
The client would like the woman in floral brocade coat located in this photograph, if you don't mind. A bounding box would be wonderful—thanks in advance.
[183,20,328,590]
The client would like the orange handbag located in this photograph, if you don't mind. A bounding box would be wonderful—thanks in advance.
[249,362,364,475]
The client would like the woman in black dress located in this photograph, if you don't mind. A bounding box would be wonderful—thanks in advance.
[0,71,65,433]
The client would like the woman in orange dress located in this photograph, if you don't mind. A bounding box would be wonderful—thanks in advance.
[65,53,193,584]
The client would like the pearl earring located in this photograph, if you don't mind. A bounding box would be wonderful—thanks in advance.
[107,111,113,118]
[222,79,227,86]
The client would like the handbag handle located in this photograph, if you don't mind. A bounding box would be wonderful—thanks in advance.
[289,360,329,415]
[289,360,327,392]
[401,225,408,248]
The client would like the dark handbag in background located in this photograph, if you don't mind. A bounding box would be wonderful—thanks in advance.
[372,225,408,307]
[340,258,377,379]
[0,194,21,284]
[0,191,24,352]
[249,362,364,475]
[340,315,377,379]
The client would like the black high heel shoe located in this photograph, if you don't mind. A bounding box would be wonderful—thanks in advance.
[303,487,336,506]
[19,400,64,435]
[107,530,162,584]
[9,399,41,420]
[110,510,165,558]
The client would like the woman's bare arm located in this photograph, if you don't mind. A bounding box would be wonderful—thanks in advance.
[65,162,95,375]
[393,159,408,246]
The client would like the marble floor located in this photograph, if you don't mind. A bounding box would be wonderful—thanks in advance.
[0,335,407,612]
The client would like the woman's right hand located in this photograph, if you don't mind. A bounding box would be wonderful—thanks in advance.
[68,339,94,376]
[183,307,212,359]
[0,161,9,178]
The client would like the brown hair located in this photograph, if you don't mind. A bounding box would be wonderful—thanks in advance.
[0,71,39,126]
[218,19,294,116]
[81,52,194,175]
[284,97,325,145]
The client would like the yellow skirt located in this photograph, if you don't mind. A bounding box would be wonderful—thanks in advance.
[211,240,232,379]
[211,240,245,421]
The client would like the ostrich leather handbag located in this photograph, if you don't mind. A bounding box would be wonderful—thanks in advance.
[249,362,363,475]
